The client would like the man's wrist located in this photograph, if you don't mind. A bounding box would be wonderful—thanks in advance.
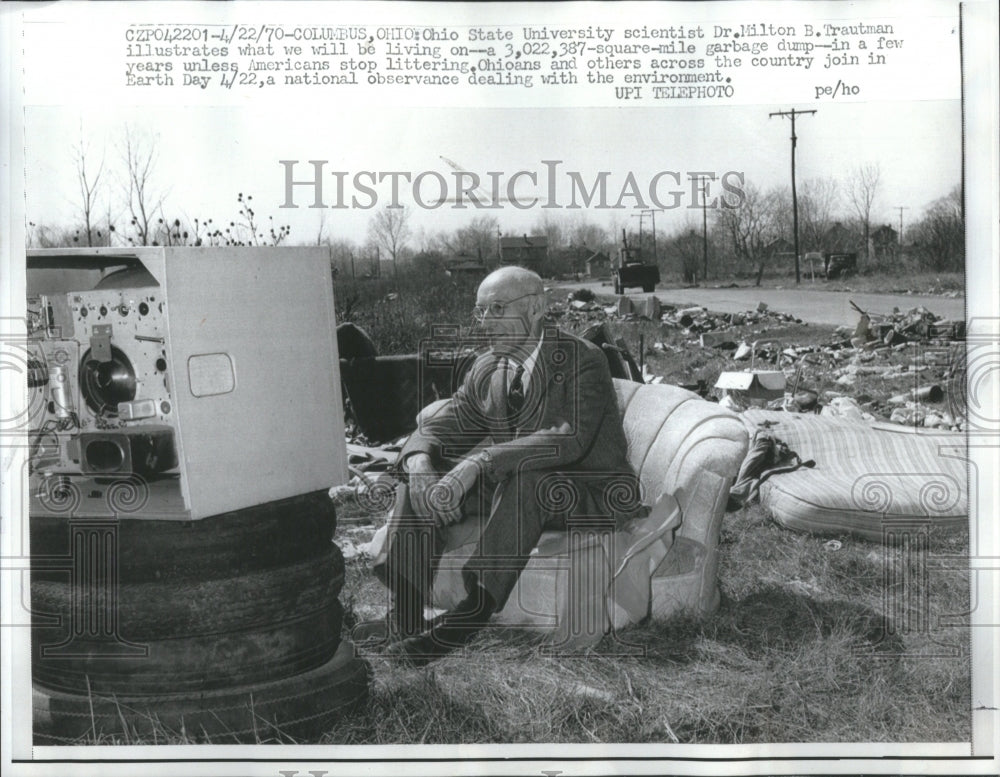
[402,452,432,473]
[476,448,497,479]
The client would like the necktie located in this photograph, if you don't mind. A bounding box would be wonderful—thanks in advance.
[507,364,525,415]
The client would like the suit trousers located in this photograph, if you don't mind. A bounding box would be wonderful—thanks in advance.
[378,466,622,613]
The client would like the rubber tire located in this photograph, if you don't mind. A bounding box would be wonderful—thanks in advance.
[34,639,371,744]
[33,600,343,696]
[30,490,336,584]
[31,544,345,640]
[642,284,654,293]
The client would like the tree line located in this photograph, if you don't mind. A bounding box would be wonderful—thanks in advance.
[30,127,963,284]
[354,165,963,284]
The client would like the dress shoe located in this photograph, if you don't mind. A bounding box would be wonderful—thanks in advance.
[385,586,495,666]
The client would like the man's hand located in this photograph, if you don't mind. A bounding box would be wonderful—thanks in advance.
[404,453,439,521]
[426,456,482,527]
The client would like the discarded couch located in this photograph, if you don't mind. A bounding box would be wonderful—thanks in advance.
[391,379,749,649]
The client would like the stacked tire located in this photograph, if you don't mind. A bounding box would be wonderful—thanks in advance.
[31,491,370,744]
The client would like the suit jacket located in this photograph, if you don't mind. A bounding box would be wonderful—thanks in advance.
[400,327,642,519]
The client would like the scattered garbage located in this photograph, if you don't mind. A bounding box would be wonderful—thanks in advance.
[789,389,819,412]
[715,370,787,408]
[700,331,739,349]
[553,292,964,429]
[910,384,945,403]
[889,404,928,426]
[341,292,964,463]
[821,396,877,424]
[546,295,801,332]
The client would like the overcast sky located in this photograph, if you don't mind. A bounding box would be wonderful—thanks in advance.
[25,98,960,249]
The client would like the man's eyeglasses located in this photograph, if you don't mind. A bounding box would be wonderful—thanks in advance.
[472,292,537,323]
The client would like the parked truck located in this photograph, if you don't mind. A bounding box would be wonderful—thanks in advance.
[612,229,660,294]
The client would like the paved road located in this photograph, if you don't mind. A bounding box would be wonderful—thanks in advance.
[555,281,965,327]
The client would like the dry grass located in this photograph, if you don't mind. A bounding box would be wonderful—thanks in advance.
[329,501,970,744]
[54,503,970,747]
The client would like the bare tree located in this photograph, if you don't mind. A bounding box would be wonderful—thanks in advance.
[440,215,499,262]
[664,227,704,284]
[715,181,782,286]
[118,127,165,246]
[798,177,841,251]
[72,127,106,247]
[567,215,612,256]
[532,211,565,252]
[315,208,329,246]
[909,185,964,271]
[768,185,793,244]
[368,206,411,269]
[846,163,881,267]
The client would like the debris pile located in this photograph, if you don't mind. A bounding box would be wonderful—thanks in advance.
[547,293,803,333]
[703,305,965,430]
[840,301,964,348]
[548,292,965,429]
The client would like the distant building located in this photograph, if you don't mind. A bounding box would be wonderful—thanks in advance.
[444,253,487,280]
[765,238,795,271]
[498,234,548,272]
[585,250,611,278]
[871,224,899,260]
[823,222,864,253]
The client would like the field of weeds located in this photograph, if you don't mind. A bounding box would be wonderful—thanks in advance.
[334,272,479,355]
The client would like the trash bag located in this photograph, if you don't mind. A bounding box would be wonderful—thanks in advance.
[727,430,815,511]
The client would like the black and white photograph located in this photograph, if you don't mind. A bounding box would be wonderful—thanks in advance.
[1,1,997,775]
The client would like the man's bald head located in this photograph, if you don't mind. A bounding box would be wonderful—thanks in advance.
[474,266,546,348]
[477,266,544,302]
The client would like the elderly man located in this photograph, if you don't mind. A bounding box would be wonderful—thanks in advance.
[357,266,642,664]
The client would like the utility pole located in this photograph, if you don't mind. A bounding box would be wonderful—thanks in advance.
[769,108,816,284]
[637,208,664,267]
[895,205,909,245]
[630,211,646,259]
[690,175,711,280]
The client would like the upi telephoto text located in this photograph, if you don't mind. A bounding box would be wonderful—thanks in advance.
[278,160,747,210]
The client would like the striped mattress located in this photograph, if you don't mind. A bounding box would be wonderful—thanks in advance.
[740,409,968,541]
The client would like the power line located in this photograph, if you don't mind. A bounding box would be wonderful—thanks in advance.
[769,108,817,284]
[635,208,664,267]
